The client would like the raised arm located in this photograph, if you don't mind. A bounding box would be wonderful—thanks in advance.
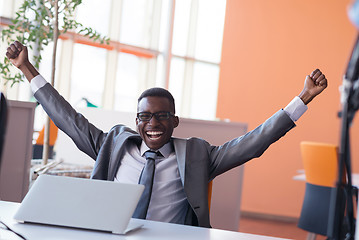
[6,41,108,160]
[209,69,328,178]
[6,41,39,82]
[298,69,327,105]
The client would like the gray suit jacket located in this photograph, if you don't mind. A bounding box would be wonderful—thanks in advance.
[35,83,296,228]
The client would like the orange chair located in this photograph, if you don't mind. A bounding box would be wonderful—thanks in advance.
[297,141,338,239]
[208,181,213,212]
[32,119,59,159]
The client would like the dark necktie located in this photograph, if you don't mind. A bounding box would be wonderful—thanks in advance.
[132,150,157,219]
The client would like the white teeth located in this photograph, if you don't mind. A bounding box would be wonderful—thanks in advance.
[146,131,163,140]
[147,131,163,135]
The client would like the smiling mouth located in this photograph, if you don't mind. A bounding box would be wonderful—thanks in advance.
[146,131,163,140]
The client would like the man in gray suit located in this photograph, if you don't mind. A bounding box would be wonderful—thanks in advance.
[6,41,327,227]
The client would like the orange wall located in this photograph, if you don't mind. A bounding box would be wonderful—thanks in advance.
[217,0,358,218]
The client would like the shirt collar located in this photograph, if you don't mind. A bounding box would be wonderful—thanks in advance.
[140,141,174,158]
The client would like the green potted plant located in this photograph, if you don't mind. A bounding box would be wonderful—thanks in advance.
[0,0,109,165]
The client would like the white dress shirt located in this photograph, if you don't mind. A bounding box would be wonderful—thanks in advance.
[114,141,188,224]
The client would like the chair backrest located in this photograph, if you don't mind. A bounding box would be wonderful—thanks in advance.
[300,141,338,188]
[0,92,8,164]
[208,181,213,211]
[35,119,58,146]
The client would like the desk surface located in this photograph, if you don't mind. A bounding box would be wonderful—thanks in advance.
[293,172,359,188]
[0,201,289,240]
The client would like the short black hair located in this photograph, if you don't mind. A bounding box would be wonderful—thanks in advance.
[138,87,176,113]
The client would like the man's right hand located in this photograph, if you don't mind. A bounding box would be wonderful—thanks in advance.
[6,41,29,69]
[5,41,39,82]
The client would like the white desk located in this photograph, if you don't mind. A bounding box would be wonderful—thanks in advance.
[0,201,289,240]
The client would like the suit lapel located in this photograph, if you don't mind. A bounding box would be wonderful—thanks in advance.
[172,138,187,186]
[108,132,141,180]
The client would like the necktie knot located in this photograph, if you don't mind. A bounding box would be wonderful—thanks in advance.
[144,150,159,161]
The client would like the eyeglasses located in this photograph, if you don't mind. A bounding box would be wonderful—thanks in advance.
[137,111,174,121]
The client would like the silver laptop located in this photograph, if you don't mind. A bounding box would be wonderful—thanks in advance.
[14,174,144,234]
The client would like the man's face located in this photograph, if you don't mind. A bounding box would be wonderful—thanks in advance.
[136,96,179,150]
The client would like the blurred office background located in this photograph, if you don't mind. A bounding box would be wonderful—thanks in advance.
[0,0,225,121]
[0,0,358,239]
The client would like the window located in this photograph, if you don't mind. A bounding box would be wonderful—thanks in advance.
[169,0,226,119]
[75,0,111,37]
[114,52,143,112]
[70,43,107,106]
[0,0,227,120]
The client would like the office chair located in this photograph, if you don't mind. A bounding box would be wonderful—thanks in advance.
[297,141,338,240]
[0,92,8,170]
[208,181,213,212]
[32,119,58,159]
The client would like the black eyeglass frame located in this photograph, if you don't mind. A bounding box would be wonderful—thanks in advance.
[137,111,175,121]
